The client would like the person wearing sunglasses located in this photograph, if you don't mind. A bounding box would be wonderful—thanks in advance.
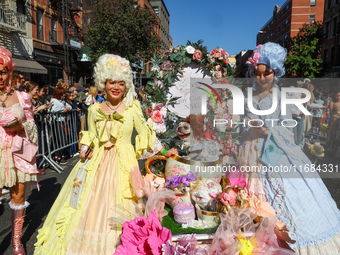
[238,42,340,253]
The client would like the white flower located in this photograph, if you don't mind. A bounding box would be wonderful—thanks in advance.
[160,107,167,117]
[154,123,166,134]
[185,45,195,54]
[155,80,164,88]
[151,65,160,72]
[157,70,164,79]
[147,118,154,126]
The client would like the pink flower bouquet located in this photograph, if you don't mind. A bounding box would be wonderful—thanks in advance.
[115,211,172,255]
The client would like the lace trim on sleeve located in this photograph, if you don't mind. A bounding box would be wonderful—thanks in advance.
[138,137,163,160]
[22,121,38,145]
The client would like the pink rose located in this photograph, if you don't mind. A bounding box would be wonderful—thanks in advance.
[161,60,173,71]
[215,65,221,71]
[152,110,162,123]
[212,71,222,79]
[154,103,164,111]
[145,106,153,117]
[214,52,221,59]
[193,49,203,61]
[225,59,229,64]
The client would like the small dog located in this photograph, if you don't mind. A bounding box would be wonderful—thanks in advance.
[175,121,191,156]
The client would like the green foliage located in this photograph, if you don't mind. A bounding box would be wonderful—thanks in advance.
[87,0,160,64]
[285,22,325,78]
[141,42,238,155]
[186,39,209,62]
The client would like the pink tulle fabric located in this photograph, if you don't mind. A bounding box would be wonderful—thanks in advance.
[114,210,172,255]
[144,188,175,222]
[209,207,296,255]
[248,194,295,245]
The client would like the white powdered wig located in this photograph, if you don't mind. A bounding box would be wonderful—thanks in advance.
[93,54,136,108]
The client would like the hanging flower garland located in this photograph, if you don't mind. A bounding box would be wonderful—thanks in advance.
[141,42,236,149]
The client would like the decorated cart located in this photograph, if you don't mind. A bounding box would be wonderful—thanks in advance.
[114,42,296,255]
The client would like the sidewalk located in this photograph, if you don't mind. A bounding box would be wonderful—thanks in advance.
[0,156,79,255]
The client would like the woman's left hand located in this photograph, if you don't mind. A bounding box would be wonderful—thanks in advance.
[164,148,178,158]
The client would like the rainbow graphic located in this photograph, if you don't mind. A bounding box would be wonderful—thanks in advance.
[196,82,223,107]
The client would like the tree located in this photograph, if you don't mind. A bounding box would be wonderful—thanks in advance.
[87,0,160,64]
[284,22,325,78]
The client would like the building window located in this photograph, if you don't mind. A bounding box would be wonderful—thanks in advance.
[310,14,315,23]
[326,21,330,39]
[310,0,316,6]
[327,0,332,9]
[36,9,44,41]
[153,6,159,16]
[324,48,328,62]
[285,20,289,26]
[16,0,26,15]
[286,5,289,11]
[331,47,335,64]
[51,16,57,42]
[333,18,337,36]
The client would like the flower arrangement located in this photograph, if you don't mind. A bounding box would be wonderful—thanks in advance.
[216,187,249,214]
[207,170,249,214]
[142,40,236,148]
[115,210,172,255]
[165,172,196,194]
[207,47,230,83]
[308,142,325,158]
[209,208,296,255]
[145,103,168,134]
[205,88,240,165]
[162,234,208,255]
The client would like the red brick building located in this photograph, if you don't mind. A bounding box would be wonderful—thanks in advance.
[31,0,83,86]
[257,0,325,45]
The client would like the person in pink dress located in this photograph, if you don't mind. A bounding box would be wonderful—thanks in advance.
[0,46,38,255]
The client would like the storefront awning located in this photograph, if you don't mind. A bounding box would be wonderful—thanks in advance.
[12,58,48,74]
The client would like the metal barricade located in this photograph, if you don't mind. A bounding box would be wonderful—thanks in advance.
[34,109,88,173]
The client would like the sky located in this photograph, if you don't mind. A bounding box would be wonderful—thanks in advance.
[165,0,287,56]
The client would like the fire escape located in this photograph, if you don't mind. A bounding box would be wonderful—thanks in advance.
[50,0,82,82]
[0,0,26,34]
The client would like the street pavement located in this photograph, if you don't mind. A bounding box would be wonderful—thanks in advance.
[0,152,339,255]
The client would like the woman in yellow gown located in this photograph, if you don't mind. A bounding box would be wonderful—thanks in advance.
[34,54,177,255]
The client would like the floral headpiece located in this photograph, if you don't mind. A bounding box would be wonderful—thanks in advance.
[246,44,262,69]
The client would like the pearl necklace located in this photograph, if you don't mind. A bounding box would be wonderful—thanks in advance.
[105,101,122,111]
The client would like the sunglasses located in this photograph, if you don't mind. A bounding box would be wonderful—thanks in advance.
[254,71,273,77]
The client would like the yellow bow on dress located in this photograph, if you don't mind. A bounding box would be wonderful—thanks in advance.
[96,109,124,143]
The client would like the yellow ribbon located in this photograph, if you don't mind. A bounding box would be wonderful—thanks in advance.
[96,109,124,143]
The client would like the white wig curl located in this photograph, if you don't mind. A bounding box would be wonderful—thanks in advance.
[93,54,136,108]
